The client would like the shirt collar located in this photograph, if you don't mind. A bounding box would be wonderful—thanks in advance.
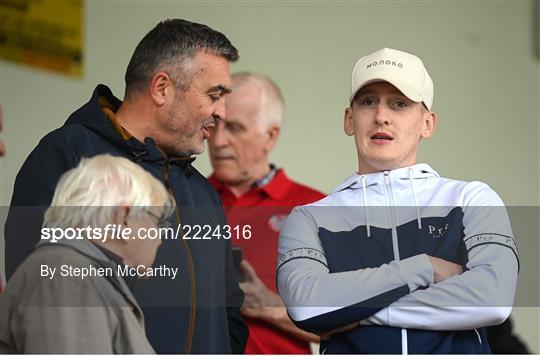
[260,168,292,200]
[209,165,292,200]
[254,164,277,188]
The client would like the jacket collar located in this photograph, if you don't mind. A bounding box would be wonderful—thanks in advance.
[65,84,126,146]
[65,84,196,168]
[332,163,439,193]
[35,237,139,307]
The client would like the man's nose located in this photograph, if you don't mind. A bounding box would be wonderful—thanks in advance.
[209,121,229,148]
[374,104,391,126]
[213,98,226,121]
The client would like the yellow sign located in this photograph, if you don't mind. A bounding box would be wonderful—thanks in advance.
[0,0,83,77]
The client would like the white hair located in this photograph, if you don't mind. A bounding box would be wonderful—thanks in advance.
[232,72,284,130]
[44,154,173,229]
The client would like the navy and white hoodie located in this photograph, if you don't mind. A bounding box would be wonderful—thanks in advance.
[277,163,518,354]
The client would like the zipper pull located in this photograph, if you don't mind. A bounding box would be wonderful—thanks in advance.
[384,171,390,185]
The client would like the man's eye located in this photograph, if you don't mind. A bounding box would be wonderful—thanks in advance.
[226,123,242,133]
[361,99,376,106]
[209,94,220,102]
[393,100,408,109]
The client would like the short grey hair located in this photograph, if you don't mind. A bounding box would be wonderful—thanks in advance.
[232,72,284,130]
[44,154,173,230]
[125,19,239,98]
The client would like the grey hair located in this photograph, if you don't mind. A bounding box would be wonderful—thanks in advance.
[44,154,173,229]
[125,19,239,98]
[232,72,284,130]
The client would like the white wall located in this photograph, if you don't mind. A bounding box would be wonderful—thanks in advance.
[1,0,538,352]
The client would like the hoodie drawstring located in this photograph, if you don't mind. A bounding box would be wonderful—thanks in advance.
[408,168,422,230]
[361,175,371,237]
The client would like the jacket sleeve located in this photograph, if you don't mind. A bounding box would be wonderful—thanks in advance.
[219,205,248,353]
[17,307,116,353]
[5,131,77,279]
[276,206,434,334]
[5,266,117,353]
[363,183,518,330]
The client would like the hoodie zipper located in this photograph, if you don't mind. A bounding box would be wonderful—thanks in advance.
[162,160,197,354]
[383,171,408,355]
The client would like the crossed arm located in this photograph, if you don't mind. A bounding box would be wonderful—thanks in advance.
[277,202,518,335]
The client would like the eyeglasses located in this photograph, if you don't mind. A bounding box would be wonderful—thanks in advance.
[144,209,172,229]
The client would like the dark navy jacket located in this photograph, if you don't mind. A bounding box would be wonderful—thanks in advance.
[5,84,248,354]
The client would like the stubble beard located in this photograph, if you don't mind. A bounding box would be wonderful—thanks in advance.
[158,98,203,158]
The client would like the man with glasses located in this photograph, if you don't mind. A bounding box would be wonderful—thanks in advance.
[0,154,172,353]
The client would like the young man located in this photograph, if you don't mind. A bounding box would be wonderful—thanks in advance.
[0,154,173,353]
[5,19,247,353]
[277,48,518,354]
[208,72,323,353]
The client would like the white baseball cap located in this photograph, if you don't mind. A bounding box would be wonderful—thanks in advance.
[350,47,434,110]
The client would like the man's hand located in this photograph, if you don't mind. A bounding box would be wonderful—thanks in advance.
[428,256,464,283]
[239,260,320,343]
[240,260,282,311]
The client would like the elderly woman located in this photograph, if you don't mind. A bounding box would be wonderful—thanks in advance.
[0,154,173,353]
